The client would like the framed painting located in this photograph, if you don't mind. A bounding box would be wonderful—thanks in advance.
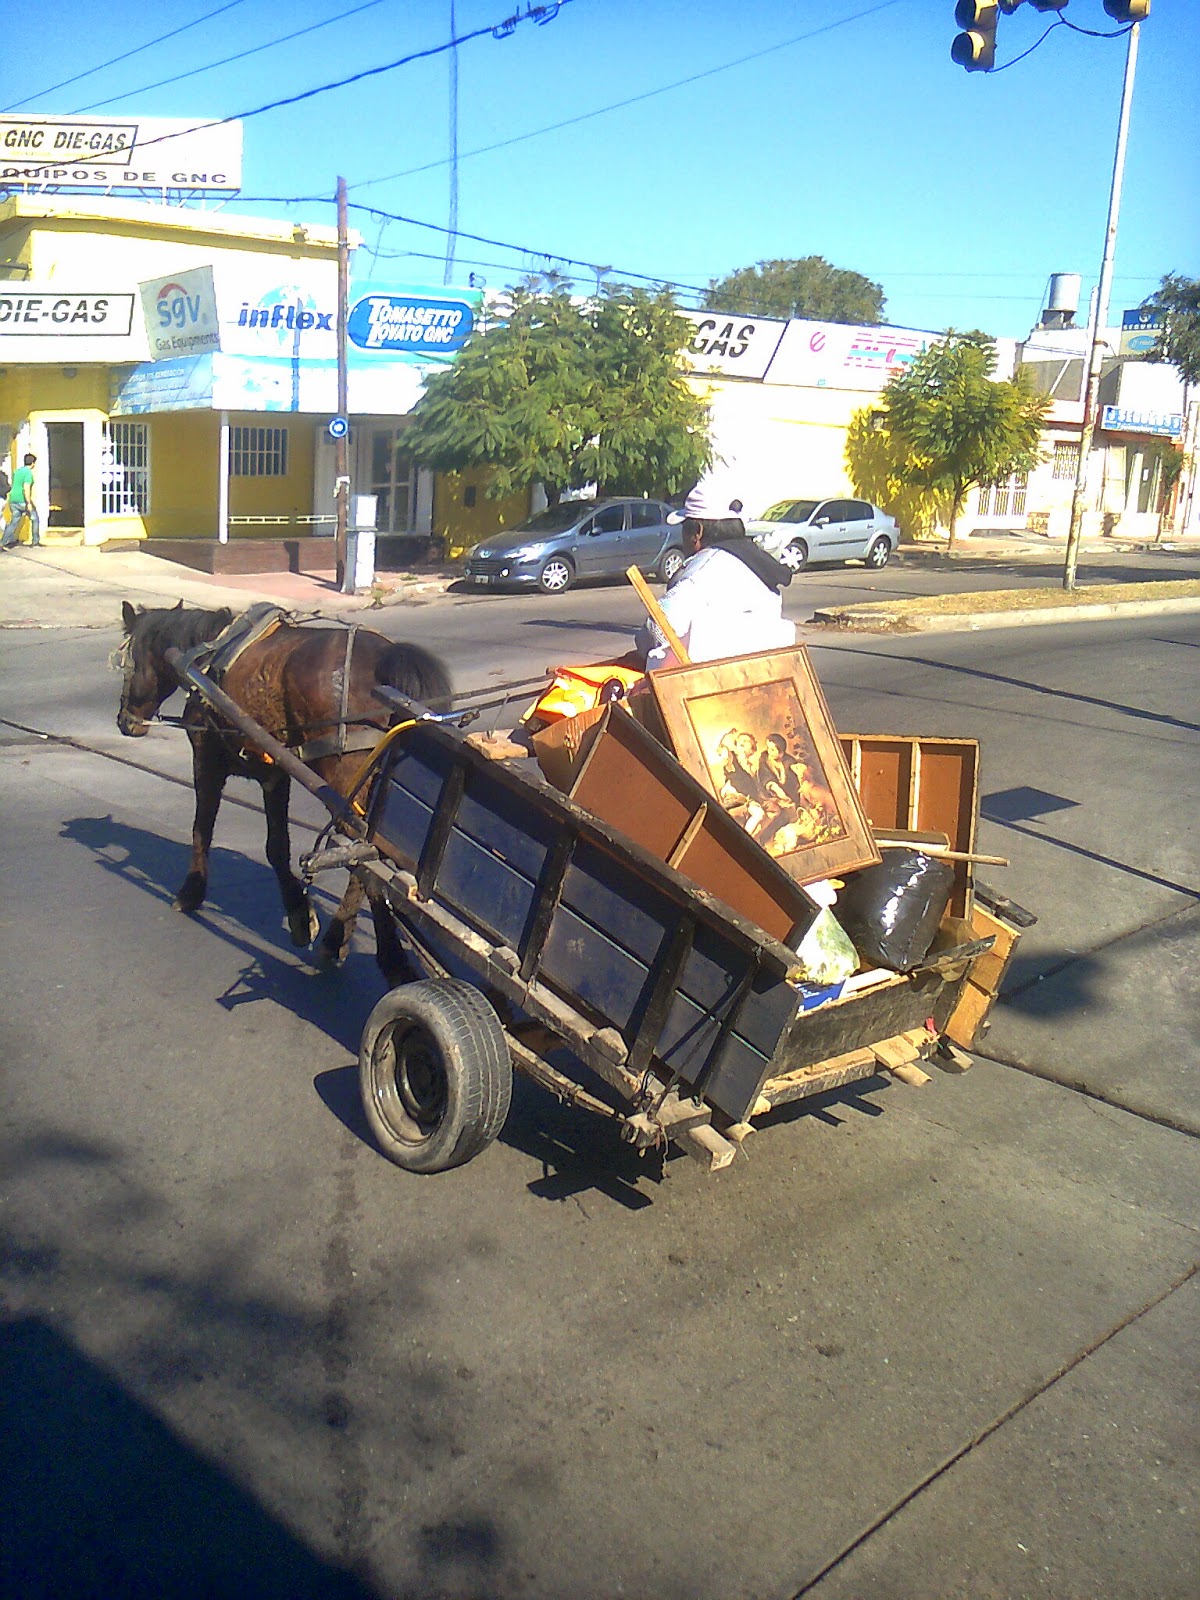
[647,646,881,885]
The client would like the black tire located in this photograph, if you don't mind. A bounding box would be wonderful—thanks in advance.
[780,538,809,572]
[658,547,685,583]
[537,555,575,594]
[865,537,891,570]
[359,979,512,1173]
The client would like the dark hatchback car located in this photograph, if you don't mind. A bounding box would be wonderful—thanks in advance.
[463,497,684,594]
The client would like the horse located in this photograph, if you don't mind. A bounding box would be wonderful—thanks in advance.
[116,600,452,974]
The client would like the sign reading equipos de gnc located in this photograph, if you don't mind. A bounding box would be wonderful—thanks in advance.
[139,266,220,360]
[0,115,242,192]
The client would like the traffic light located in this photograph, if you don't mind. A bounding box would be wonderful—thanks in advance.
[951,1,998,71]
[1103,1,1150,19]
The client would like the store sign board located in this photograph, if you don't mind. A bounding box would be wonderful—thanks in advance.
[678,310,788,380]
[764,319,939,391]
[347,292,475,354]
[110,355,214,415]
[0,290,134,336]
[139,266,220,359]
[1119,307,1160,358]
[1101,405,1182,437]
[0,115,242,191]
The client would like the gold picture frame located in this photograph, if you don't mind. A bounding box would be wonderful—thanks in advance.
[647,647,881,885]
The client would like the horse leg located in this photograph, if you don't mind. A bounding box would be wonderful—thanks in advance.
[176,736,226,915]
[316,870,366,968]
[365,877,414,987]
[261,773,319,947]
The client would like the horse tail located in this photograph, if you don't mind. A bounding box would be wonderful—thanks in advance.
[375,640,453,714]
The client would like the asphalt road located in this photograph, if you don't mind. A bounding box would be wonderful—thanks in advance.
[2,604,1197,1599]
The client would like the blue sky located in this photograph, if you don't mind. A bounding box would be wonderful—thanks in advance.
[6,0,1197,338]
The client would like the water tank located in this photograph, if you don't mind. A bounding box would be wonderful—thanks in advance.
[1046,273,1081,319]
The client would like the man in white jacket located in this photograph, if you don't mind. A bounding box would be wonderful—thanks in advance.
[635,486,796,670]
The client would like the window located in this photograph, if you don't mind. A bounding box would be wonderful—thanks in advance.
[231,425,288,477]
[100,420,150,514]
[630,502,665,528]
[1052,440,1080,481]
[588,506,626,535]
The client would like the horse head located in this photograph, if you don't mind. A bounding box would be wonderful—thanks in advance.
[116,600,233,736]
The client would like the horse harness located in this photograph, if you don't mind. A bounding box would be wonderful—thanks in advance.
[178,604,389,766]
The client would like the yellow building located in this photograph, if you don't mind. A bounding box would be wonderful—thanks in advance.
[0,194,519,566]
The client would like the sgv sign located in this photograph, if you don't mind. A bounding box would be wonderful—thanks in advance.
[347,294,474,354]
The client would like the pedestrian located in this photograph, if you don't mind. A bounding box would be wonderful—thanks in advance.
[633,484,794,670]
[1,453,41,550]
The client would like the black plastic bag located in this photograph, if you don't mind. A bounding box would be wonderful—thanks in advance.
[835,849,957,973]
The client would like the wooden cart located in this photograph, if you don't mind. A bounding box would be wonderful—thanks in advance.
[312,708,1033,1175]
[170,654,1033,1176]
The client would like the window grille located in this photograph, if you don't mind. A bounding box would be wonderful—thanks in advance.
[231,426,289,477]
[1052,440,1080,481]
[100,421,150,514]
[978,471,1028,517]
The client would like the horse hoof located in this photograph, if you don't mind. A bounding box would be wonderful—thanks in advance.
[287,905,320,947]
[173,896,201,916]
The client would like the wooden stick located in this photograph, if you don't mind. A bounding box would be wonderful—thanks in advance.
[625,565,690,665]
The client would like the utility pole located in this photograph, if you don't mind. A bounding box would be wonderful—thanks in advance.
[1062,21,1140,590]
[335,175,351,592]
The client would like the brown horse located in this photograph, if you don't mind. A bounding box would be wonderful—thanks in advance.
[116,601,452,971]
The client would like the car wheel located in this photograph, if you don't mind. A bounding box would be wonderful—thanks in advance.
[658,547,685,583]
[780,539,809,572]
[865,537,891,570]
[537,556,574,594]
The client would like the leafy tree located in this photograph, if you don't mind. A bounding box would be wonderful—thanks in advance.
[1143,273,1200,387]
[844,410,955,543]
[876,332,1048,551]
[704,256,885,325]
[404,283,711,505]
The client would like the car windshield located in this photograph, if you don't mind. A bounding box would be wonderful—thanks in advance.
[517,503,592,534]
[761,499,821,523]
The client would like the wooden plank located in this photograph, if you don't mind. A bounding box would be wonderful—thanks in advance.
[415,757,465,900]
[667,803,709,868]
[944,981,994,1050]
[518,828,574,982]
[626,565,690,663]
[757,1046,879,1109]
[627,915,695,1077]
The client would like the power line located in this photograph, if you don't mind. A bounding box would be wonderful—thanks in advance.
[29,1,573,169]
[71,0,393,115]
[353,0,905,190]
[1,0,248,114]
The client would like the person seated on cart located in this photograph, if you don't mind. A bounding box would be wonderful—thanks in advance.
[634,486,795,671]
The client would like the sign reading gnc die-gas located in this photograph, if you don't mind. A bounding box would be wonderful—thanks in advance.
[140,266,220,359]
[0,115,242,191]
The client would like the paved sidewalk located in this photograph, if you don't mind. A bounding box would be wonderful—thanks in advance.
[0,542,454,630]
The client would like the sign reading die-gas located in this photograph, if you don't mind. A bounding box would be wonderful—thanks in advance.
[139,266,220,359]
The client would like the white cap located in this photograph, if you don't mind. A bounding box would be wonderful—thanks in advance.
[666,484,742,524]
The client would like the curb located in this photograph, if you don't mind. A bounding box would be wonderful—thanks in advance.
[808,595,1200,634]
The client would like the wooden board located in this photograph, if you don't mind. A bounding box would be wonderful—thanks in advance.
[840,734,979,917]
[568,705,817,946]
[943,898,1025,1050]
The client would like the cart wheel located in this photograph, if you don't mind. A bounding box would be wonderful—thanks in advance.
[359,980,512,1173]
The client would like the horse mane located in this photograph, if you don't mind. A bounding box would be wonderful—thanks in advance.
[375,640,453,713]
[132,605,235,656]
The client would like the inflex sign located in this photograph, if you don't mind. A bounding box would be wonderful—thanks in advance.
[347,294,474,354]
[139,266,220,360]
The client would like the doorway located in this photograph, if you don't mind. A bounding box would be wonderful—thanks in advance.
[364,426,416,533]
[46,422,86,527]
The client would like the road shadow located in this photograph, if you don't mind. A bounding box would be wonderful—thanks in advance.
[1,1316,377,1600]
[58,812,384,1059]
[830,641,1200,735]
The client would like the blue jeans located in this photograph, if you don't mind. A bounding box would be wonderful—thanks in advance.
[1,505,40,547]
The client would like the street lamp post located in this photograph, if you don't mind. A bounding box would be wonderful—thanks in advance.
[1062,20,1140,590]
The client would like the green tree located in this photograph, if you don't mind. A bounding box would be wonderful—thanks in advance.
[877,332,1047,551]
[404,283,711,505]
[1143,273,1200,386]
[704,256,885,325]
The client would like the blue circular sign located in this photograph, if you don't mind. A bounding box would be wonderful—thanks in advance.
[328,415,349,439]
